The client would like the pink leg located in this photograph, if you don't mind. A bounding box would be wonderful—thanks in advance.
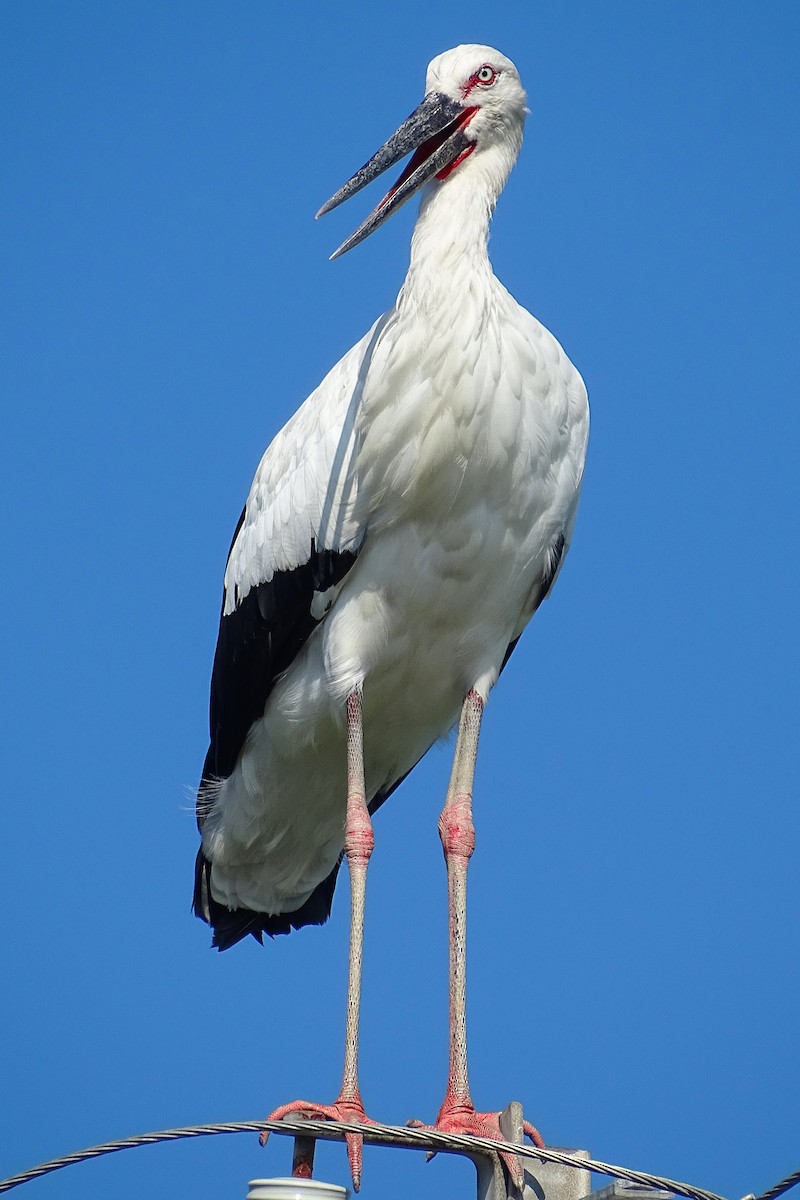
[409,690,543,1187]
[263,690,378,1191]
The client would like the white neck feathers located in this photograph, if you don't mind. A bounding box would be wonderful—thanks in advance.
[397,133,522,315]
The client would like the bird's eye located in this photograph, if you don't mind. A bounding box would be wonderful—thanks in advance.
[476,65,497,86]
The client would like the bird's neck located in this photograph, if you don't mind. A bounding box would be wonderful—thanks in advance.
[398,169,498,314]
[396,138,520,316]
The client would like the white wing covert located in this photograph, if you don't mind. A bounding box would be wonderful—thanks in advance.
[200,320,383,786]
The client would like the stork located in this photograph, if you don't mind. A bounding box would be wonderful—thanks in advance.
[195,44,589,1191]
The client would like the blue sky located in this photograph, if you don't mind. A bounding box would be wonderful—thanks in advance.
[2,3,798,1199]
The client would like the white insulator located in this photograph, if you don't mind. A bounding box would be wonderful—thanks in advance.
[247,1179,349,1200]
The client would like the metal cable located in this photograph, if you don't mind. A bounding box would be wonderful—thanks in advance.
[0,1122,265,1193]
[0,1116,795,1200]
[752,1171,800,1200]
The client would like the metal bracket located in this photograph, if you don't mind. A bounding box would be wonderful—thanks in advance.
[473,1103,591,1200]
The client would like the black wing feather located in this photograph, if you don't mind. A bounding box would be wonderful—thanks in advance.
[194,512,360,947]
[201,515,359,783]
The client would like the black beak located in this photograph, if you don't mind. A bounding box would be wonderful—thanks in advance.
[317,91,478,259]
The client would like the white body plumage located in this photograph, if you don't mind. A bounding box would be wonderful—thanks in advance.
[197,45,589,934]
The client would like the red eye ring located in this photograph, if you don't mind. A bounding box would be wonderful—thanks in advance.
[475,64,497,86]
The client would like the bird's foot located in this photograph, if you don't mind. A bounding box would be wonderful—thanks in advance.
[262,1093,379,1192]
[408,1098,543,1191]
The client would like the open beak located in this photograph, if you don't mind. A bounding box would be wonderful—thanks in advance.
[317,92,478,259]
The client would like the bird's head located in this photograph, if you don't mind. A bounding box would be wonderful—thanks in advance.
[318,44,527,259]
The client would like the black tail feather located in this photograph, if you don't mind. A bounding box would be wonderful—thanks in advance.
[193,849,343,952]
[192,770,415,952]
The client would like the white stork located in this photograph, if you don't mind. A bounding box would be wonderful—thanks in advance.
[195,44,589,1190]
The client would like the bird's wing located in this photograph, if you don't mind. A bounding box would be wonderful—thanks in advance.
[201,320,385,786]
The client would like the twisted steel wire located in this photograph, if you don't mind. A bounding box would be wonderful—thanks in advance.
[1,1115,787,1199]
[752,1170,800,1200]
[0,1116,796,1200]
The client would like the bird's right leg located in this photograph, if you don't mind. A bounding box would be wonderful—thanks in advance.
[263,688,378,1192]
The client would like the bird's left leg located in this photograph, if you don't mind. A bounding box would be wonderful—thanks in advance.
[409,689,543,1188]
[264,689,378,1191]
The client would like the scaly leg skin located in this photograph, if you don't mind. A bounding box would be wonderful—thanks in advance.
[409,689,544,1190]
[262,690,378,1192]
